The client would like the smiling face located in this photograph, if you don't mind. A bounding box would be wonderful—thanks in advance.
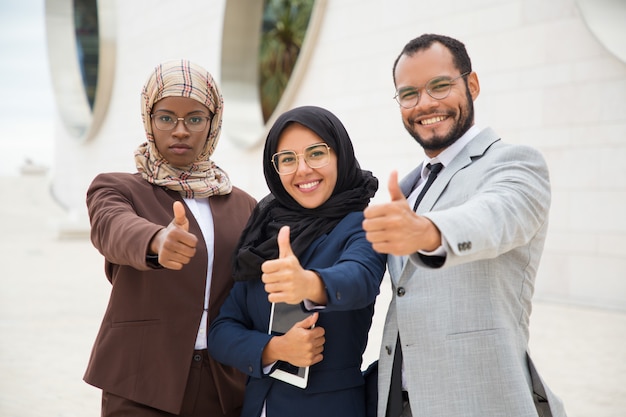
[394,42,480,157]
[275,123,338,209]
[150,96,212,169]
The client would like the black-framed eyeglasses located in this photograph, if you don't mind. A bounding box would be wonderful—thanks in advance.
[151,112,211,132]
[393,72,470,109]
[271,143,331,175]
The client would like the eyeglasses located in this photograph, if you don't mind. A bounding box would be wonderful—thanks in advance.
[271,143,331,175]
[151,112,211,132]
[393,72,470,109]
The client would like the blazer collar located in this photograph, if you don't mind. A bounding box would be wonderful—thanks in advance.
[399,127,501,201]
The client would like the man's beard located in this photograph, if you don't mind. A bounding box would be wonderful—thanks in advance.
[404,90,475,152]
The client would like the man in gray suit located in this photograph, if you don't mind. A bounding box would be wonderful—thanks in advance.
[363,34,568,417]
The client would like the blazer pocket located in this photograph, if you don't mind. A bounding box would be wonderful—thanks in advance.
[111,318,160,328]
[443,328,507,414]
[445,328,499,341]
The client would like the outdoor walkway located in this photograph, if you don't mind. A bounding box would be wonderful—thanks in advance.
[0,175,624,416]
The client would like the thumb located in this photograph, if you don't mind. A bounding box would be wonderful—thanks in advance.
[172,201,188,230]
[297,312,319,329]
[277,226,293,258]
[387,170,405,202]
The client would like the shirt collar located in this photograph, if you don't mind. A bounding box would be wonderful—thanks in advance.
[420,125,481,180]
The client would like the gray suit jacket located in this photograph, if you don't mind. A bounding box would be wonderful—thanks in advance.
[377,128,567,417]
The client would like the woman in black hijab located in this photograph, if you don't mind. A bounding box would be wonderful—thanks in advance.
[209,106,386,417]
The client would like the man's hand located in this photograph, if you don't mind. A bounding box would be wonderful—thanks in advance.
[363,171,441,255]
[261,226,327,305]
[149,201,198,270]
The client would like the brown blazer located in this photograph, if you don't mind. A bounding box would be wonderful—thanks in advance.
[83,172,256,414]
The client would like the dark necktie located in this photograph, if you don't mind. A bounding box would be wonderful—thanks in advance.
[412,162,444,211]
[387,162,444,417]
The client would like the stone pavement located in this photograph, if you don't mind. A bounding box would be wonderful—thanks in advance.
[0,175,625,417]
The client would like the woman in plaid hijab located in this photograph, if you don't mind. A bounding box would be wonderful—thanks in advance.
[84,60,256,417]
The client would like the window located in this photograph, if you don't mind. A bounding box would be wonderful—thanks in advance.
[221,0,326,148]
[45,0,115,141]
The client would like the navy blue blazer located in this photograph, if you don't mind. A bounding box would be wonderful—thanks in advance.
[208,212,386,417]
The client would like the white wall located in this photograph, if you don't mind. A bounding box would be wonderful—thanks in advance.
[49,0,626,309]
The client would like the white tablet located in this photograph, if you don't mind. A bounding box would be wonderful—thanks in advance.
[267,302,312,388]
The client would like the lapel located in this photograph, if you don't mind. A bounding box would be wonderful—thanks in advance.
[392,127,501,282]
[417,127,501,214]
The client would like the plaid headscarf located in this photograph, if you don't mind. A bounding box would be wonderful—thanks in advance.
[134,59,232,198]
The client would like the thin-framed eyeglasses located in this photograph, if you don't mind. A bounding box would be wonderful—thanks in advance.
[393,72,470,109]
[271,142,331,175]
[151,112,212,132]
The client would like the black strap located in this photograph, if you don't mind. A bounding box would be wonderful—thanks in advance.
[527,354,553,417]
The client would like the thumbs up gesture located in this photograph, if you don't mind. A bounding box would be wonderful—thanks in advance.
[386,170,408,203]
[148,201,198,270]
[172,200,189,230]
[261,226,327,305]
[363,171,441,255]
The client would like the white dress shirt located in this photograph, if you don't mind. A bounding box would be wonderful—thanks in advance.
[183,197,214,350]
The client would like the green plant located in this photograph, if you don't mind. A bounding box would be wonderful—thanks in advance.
[259,0,314,121]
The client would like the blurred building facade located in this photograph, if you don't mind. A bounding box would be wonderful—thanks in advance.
[44,0,626,310]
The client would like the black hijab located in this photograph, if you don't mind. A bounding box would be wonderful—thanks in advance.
[233,106,378,281]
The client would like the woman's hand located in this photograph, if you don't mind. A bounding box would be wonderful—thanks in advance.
[261,226,327,305]
[149,201,198,270]
[262,312,325,367]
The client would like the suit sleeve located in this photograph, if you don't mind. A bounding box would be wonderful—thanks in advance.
[414,144,551,269]
[311,213,387,312]
[87,173,163,270]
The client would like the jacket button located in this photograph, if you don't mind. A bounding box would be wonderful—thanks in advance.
[386,346,392,355]
[457,241,472,251]
[193,354,202,362]
[397,287,406,297]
